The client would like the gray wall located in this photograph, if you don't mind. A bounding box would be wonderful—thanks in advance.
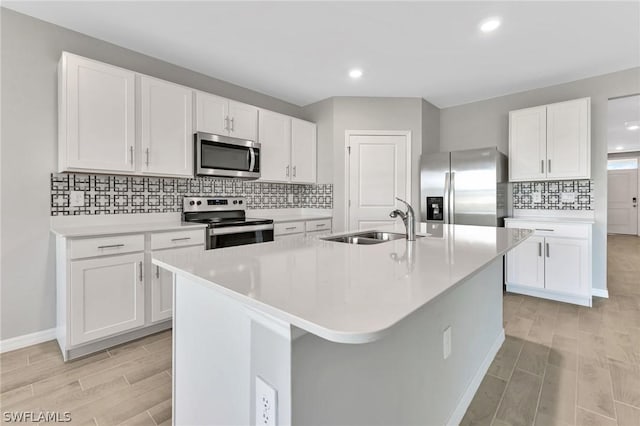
[421,99,441,155]
[440,68,640,292]
[0,8,305,340]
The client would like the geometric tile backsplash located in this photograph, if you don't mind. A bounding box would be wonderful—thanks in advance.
[512,180,594,210]
[51,173,333,216]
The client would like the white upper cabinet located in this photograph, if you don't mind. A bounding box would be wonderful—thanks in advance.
[291,118,317,184]
[195,91,258,141]
[140,76,193,177]
[59,52,136,173]
[509,106,547,181]
[259,110,291,182]
[509,97,590,181]
[258,111,317,184]
[546,98,590,179]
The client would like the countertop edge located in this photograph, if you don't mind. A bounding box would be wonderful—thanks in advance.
[51,222,208,238]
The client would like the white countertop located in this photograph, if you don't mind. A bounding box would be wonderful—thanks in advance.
[506,216,595,224]
[153,223,531,344]
[51,221,206,237]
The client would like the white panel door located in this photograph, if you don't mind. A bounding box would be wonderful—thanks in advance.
[608,169,638,235]
[348,134,408,231]
[291,119,317,184]
[506,236,545,289]
[63,54,136,172]
[509,106,547,181]
[70,253,144,345]
[544,237,589,297]
[140,76,193,176]
[258,110,291,182]
[546,98,590,179]
[150,245,203,323]
[228,100,258,141]
[195,91,229,135]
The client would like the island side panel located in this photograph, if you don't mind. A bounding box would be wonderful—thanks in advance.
[291,258,504,426]
[173,274,251,426]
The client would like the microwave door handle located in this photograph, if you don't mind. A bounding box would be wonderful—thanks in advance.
[249,148,256,172]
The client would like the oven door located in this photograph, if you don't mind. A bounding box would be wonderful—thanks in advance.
[208,224,274,249]
[196,132,260,179]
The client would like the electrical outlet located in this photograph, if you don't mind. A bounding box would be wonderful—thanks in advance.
[560,192,576,203]
[69,191,85,207]
[532,192,542,203]
[255,376,277,426]
[443,326,452,360]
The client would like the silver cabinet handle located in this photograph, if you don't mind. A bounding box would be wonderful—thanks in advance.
[535,228,554,232]
[230,117,235,132]
[538,242,542,257]
[546,243,550,258]
[316,224,325,227]
[293,166,296,177]
[130,146,134,166]
[156,265,160,279]
[97,244,124,249]
[139,261,143,282]
[285,226,297,230]
[286,165,290,177]
[145,148,150,167]
[548,159,551,173]
[541,160,544,174]
[171,237,191,242]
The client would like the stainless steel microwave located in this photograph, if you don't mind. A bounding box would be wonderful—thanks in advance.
[195,132,260,179]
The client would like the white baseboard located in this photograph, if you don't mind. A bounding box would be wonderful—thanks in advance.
[447,328,505,426]
[506,284,592,307]
[592,288,609,298]
[0,328,57,353]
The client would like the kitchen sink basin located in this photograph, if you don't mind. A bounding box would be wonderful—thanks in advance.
[322,231,412,245]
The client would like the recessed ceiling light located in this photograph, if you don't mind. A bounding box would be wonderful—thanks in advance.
[480,18,501,33]
[616,146,624,150]
[349,69,363,79]
[625,121,639,131]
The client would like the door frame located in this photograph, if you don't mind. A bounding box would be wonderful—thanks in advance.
[344,130,412,232]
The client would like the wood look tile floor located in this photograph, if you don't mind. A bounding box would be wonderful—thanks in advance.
[1,235,639,425]
[462,234,640,426]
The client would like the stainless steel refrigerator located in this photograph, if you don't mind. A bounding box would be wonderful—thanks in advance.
[420,147,508,227]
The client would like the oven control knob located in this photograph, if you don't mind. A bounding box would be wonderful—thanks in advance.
[197,201,202,206]
[233,200,238,205]
[238,200,243,204]
[189,201,195,206]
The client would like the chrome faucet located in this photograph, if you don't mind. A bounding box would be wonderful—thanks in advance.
[390,197,416,241]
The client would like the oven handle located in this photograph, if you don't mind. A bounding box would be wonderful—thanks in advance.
[249,148,256,172]
[209,224,273,236]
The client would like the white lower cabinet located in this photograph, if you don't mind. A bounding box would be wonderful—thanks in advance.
[505,219,592,306]
[70,253,145,346]
[273,218,332,240]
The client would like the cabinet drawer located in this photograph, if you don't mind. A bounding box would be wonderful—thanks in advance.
[70,234,144,259]
[505,221,590,239]
[306,219,331,232]
[274,221,305,236]
[151,229,205,250]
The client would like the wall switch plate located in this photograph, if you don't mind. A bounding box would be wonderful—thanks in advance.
[532,192,542,203]
[561,192,577,203]
[70,191,85,207]
[255,376,277,426]
[443,326,452,360]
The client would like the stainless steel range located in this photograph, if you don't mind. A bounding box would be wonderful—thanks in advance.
[182,197,274,250]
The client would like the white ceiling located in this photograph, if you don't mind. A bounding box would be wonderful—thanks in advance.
[608,95,640,154]
[4,1,640,108]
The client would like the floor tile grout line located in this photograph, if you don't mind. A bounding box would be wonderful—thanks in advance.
[530,345,550,426]
[613,399,640,411]
[489,335,526,425]
[576,404,618,421]
[147,409,158,426]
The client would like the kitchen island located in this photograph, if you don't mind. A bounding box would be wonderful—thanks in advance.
[153,223,531,426]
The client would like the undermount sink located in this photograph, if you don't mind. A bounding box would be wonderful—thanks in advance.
[322,231,412,245]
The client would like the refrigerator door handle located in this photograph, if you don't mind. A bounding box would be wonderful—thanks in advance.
[443,172,451,224]
[450,172,456,225]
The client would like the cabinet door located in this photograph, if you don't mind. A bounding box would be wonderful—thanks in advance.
[228,100,258,141]
[195,91,229,135]
[150,245,203,323]
[140,76,193,176]
[61,53,136,173]
[509,106,547,181]
[291,119,317,183]
[506,236,545,289]
[70,253,144,345]
[546,98,590,179]
[544,237,589,297]
[258,110,291,182]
